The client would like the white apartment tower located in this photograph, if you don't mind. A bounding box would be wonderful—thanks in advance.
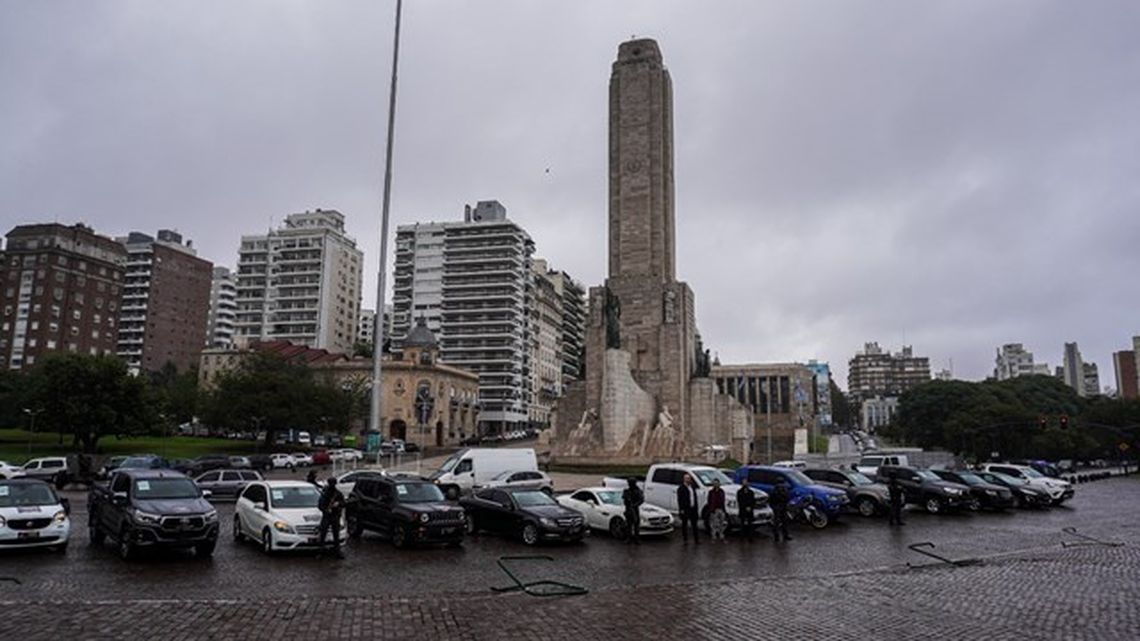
[206,266,237,349]
[993,343,1049,380]
[234,209,362,354]
[393,201,534,434]
[529,259,564,428]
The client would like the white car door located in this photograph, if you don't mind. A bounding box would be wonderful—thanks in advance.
[241,484,270,538]
[561,491,596,529]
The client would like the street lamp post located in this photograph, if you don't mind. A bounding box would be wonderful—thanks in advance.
[23,408,43,460]
[368,0,404,443]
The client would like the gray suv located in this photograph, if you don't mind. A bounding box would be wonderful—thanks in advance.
[803,468,889,517]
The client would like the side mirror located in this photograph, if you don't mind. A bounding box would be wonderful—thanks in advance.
[202,490,213,499]
[112,492,128,507]
[254,501,267,511]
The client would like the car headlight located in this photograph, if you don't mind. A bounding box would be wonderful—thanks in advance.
[943,488,960,496]
[54,510,68,523]
[0,515,6,528]
[133,510,162,525]
[273,520,295,534]
[539,517,557,527]
[419,513,430,524]
[204,510,219,522]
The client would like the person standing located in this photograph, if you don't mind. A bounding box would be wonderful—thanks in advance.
[317,477,346,558]
[770,480,792,542]
[707,479,728,542]
[306,469,319,486]
[887,475,905,526]
[737,483,757,542]
[622,477,644,544]
[676,474,700,544]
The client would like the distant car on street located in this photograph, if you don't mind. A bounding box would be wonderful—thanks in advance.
[802,467,890,517]
[291,452,314,467]
[976,463,1074,505]
[0,460,27,480]
[195,469,263,500]
[270,454,296,470]
[189,454,232,475]
[118,455,170,471]
[482,470,554,494]
[772,460,808,469]
[229,456,252,469]
[21,457,69,485]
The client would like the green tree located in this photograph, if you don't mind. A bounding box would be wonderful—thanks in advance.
[25,353,153,452]
[828,380,851,429]
[202,352,354,444]
[148,362,201,428]
[0,369,29,429]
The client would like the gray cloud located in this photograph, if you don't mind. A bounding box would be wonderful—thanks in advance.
[2,0,1137,387]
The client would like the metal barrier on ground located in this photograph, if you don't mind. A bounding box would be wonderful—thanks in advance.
[491,555,589,597]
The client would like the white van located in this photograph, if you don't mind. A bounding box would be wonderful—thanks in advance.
[855,453,909,477]
[430,448,538,500]
[297,431,312,446]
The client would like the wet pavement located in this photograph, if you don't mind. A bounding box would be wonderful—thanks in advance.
[2,474,1138,639]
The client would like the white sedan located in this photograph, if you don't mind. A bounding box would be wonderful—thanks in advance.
[0,479,71,551]
[481,470,554,494]
[557,487,675,539]
[0,461,26,480]
[232,480,343,554]
[291,453,314,467]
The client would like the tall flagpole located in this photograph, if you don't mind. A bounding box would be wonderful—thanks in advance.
[369,0,403,440]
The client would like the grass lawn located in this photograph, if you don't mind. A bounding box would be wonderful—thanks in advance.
[0,429,259,465]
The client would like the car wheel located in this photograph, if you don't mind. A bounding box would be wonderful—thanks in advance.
[195,540,216,558]
[807,506,829,530]
[521,522,539,546]
[608,516,628,540]
[856,497,878,517]
[392,525,408,549]
[262,528,275,555]
[924,497,942,514]
[287,463,294,471]
[347,515,363,539]
[118,528,135,560]
[89,522,106,545]
[233,517,245,543]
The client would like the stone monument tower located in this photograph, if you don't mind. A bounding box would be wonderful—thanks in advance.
[554,39,753,464]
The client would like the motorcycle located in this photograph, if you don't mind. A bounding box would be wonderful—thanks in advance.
[786,494,829,530]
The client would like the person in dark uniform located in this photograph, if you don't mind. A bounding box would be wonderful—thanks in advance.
[317,477,346,558]
[676,474,700,544]
[737,483,757,542]
[769,480,792,543]
[622,477,644,544]
[887,475,905,526]
[306,469,319,486]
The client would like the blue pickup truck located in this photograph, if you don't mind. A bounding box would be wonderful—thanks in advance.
[733,465,849,529]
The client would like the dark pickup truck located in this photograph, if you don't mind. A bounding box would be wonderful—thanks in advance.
[88,468,219,559]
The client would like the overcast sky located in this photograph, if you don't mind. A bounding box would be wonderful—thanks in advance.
[2,1,1138,389]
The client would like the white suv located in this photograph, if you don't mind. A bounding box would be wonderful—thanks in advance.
[978,463,1074,505]
[270,454,296,470]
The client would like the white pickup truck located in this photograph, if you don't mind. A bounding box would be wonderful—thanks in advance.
[604,463,773,527]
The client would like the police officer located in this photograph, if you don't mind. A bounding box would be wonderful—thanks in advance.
[769,480,792,543]
[737,483,757,542]
[622,477,644,544]
[306,469,319,486]
[887,475,905,526]
[317,477,346,558]
[676,474,700,544]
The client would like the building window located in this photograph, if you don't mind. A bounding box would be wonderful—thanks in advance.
[54,272,65,283]
[72,310,81,320]
[46,340,56,349]
[93,314,101,325]
[91,330,99,339]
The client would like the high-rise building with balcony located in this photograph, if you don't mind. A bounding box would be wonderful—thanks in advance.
[206,266,237,349]
[233,209,362,354]
[393,201,535,434]
[1061,341,1086,397]
[847,342,931,415]
[529,259,564,428]
[993,343,1050,380]
[116,230,212,375]
[0,223,126,370]
[1113,338,1139,399]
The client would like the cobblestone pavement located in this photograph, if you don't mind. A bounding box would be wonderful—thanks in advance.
[2,476,1138,639]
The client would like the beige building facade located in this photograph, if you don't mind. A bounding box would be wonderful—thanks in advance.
[711,363,820,463]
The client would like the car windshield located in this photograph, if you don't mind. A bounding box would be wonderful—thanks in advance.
[848,472,875,486]
[916,470,941,481]
[955,472,985,486]
[133,478,199,500]
[513,491,557,507]
[785,470,814,486]
[991,472,1027,486]
[595,490,624,506]
[0,483,58,508]
[436,454,461,474]
[395,483,445,503]
[691,468,734,486]
[1021,467,1044,478]
[269,486,320,509]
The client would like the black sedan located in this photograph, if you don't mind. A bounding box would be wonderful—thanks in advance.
[973,470,1053,509]
[932,469,1015,511]
[460,488,585,545]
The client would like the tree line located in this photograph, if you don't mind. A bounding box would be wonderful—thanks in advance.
[0,352,367,453]
[881,375,1140,462]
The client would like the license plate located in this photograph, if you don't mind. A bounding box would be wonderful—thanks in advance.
[17,532,40,540]
[308,537,319,543]
[440,527,455,535]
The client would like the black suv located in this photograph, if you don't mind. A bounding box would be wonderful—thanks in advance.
[88,469,218,559]
[346,476,466,548]
[876,465,971,514]
[931,469,1015,511]
[460,487,585,545]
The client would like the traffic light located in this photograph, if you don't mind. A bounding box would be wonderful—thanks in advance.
[1059,414,1070,430]
[1038,416,1048,430]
